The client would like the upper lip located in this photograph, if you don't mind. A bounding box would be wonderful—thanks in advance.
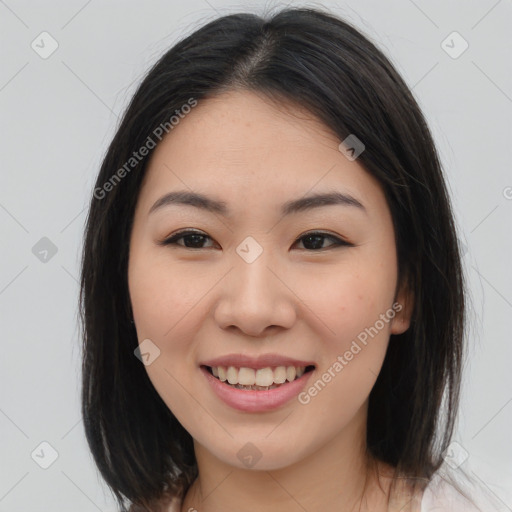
[200,353,316,370]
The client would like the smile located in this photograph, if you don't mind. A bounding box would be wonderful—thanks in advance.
[200,364,316,412]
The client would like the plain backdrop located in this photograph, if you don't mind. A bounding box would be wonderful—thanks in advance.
[1,1,511,510]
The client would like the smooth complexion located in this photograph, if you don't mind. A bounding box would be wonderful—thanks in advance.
[128,90,416,511]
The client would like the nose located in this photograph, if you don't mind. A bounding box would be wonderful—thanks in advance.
[213,249,297,337]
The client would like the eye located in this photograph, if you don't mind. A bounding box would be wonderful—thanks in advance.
[293,231,352,250]
[159,229,216,249]
[159,229,352,251]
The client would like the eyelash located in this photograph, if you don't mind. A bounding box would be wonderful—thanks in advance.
[158,229,352,251]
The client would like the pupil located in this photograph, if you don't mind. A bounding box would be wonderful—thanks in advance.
[184,234,205,248]
[304,234,323,250]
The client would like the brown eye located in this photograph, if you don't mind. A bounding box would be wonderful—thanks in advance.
[160,230,216,249]
[294,231,352,250]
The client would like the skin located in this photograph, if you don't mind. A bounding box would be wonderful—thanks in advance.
[128,89,417,511]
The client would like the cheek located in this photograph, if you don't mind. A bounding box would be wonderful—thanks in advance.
[312,269,395,339]
[128,253,205,399]
[303,262,397,393]
[296,280,394,434]
[129,250,208,340]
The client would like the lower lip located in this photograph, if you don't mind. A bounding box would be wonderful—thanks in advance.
[200,366,314,413]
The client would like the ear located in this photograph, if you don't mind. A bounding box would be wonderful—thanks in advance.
[390,276,414,335]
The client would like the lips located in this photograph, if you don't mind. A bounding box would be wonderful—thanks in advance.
[199,353,316,412]
[201,365,314,412]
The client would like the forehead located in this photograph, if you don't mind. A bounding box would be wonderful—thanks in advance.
[138,90,387,219]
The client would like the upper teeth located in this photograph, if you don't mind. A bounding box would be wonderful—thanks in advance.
[211,366,306,386]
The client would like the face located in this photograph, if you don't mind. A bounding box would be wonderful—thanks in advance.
[128,89,412,471]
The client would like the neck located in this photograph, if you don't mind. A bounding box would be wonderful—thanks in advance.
[181,404,394,512]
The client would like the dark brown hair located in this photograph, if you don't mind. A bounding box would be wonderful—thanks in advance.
[80,6,470,511]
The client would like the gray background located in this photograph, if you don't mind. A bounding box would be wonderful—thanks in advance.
[1,0,511,510]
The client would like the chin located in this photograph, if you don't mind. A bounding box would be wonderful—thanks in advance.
[201,434,308,472]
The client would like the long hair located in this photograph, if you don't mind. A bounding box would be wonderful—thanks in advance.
[79,6,469,511]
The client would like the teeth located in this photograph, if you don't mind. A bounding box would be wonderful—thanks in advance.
[226,366,238,385]
[238,367,256,385]
[274,366,287,384]
[286,366,296,382]
[209,365,309,387]
[255,368,273,387]
[218,366,227,382]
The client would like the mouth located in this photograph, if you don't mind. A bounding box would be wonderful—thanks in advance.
[201,364,316,391]
[199,354,317,412]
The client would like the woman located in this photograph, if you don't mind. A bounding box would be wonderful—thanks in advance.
[79,6,502,511]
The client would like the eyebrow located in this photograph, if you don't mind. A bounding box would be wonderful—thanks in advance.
[148,190,367,217]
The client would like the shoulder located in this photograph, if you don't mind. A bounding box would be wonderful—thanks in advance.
[421,476,480,511]
[420,464,505,512]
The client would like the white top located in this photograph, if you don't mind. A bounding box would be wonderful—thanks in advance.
[420,465,505,512]
[421,476,480,511]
